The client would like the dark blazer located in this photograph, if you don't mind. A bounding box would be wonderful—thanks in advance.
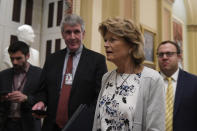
[173,69,197,131]
[0,65,42,131]
[37,46,107,131]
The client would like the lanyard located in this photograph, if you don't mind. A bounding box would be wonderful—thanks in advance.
[12,74,26,91]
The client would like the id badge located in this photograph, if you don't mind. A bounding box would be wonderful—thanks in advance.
[65,73,73,85]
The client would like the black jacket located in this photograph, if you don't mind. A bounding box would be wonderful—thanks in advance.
[0,65,42,131]
[36,46,107,131]
[173,69,197,131]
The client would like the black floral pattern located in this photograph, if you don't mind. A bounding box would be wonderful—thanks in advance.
[97,72,141,131]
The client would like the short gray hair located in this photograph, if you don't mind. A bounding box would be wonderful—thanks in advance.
[61,14,85,32]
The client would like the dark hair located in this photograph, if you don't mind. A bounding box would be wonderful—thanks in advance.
[8,41,29,55]
[157,40,181,54]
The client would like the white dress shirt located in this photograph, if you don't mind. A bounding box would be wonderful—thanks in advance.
[161,68,180,98]
[61,44,83,88]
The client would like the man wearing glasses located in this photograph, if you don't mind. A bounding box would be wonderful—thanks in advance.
[157,40,197,131]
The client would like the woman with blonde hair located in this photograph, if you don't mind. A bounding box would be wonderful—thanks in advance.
[93,17,165,131]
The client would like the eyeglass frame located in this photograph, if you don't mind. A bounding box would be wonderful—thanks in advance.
[156,52,178,58]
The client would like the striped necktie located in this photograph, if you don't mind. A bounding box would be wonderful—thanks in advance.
[165,77,174,131]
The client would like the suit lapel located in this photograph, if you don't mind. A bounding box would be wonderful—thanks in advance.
[23,66,31,93]
[56,49,67,90]
[23,65,34,93]
[174,69,184,116]
[70,47,88,97]
[7,69,14,91]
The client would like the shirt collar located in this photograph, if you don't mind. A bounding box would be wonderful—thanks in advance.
[24,62,30,73]
[161,68,179,82]
[66,44,83,56]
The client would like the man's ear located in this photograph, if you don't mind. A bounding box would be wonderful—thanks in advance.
[61,31,64,38]
[26,53,30,60]
[82,31,85,39]
[177,53,182,60]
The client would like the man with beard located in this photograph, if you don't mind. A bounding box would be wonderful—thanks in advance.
[157,40,197,131]
[0,41,42,131]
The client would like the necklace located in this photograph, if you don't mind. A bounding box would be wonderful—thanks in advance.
[115,71,131,90]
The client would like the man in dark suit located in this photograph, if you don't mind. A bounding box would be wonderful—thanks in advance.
[0,41,42,131]
[32,14,107,131]
[157,40,197,131]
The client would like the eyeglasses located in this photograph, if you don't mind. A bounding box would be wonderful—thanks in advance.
[157,52,177,58]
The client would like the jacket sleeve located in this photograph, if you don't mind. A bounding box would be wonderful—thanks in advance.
[92,71,111,131]
[33,59,49,106]
[145,74,165,131]
[0,72,8,130]
[94,55,107,105]
[0,101,8,131]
